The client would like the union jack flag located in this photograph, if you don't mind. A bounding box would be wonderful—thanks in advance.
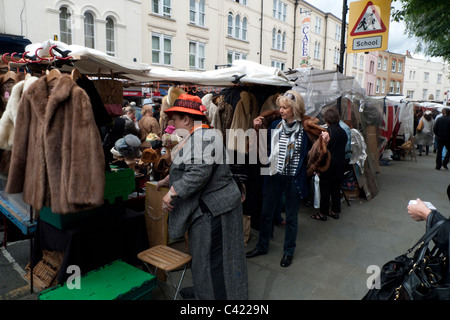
[379,102,400,154]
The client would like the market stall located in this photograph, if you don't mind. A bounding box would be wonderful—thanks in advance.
[1,39,389,297]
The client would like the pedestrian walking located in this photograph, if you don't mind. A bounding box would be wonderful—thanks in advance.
[433,108,450,170]
[416,110,434,156]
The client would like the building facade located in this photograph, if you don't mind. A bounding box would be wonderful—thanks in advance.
[403,51,450,102]
[0,0,143,62]
[373,50,405,96]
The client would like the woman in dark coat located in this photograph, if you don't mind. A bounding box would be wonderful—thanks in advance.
[312,107,348,221]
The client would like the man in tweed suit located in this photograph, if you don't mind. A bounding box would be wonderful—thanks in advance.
[158,94,248,300]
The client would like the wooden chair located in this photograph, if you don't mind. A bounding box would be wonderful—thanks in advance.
[138,245,191,300]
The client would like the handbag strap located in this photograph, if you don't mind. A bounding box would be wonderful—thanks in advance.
[406,219,450,255]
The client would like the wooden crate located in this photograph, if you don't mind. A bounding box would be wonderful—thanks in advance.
[24,250,64,290]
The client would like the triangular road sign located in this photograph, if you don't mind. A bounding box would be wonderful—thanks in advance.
[350,1,387,36]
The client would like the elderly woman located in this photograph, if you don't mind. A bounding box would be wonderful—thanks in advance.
[312,107,348,221]
[246,90,330,267]
[138,104,161,141]
[156,93,248,300]
[122,105,140,136]
[416,110,435,156]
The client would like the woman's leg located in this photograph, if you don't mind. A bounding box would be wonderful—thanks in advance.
[283,178,302,256]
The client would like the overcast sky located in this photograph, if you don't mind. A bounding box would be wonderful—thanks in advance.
[303,0,420,56]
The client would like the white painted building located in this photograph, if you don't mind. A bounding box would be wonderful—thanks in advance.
[1,0,369,88]
[0,0,143,62]
[403,52,450,102]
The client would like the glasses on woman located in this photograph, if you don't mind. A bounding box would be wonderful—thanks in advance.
[284,92,296,102]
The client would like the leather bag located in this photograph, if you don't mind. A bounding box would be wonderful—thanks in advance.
[416,120,424,133]
[363,219,450,300]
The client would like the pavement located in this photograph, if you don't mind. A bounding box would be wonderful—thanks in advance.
[0,152,449,301]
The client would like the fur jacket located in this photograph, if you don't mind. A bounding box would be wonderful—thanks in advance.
[6,74,105,214]
[0,75,38,150]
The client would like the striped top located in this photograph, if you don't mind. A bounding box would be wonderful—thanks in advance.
[276,128,303,176]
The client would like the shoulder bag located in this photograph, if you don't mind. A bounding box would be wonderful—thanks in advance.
[363,219,450,300]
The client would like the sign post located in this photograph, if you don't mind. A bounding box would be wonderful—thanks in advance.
[347,0,391,53]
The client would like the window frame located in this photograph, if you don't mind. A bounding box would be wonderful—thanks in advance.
[106,16,115,56]
[84,11,95,49]
[152,0,172,18]
[189,40,206,70]
[152,33,172,66]
[59,6,72,45]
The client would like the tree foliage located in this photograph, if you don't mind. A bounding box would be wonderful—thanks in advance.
[392,0,449,61]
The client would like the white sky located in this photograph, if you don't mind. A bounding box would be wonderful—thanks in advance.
[303,0,419,56]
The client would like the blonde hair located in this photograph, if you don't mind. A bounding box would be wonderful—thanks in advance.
[141,104,153,116]
[276,90,305,120]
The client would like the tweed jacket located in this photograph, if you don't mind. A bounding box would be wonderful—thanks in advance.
[6,74,105,214]
[168,127,241,238]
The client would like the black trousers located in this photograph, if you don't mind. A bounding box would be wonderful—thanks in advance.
[319,175,342,215]
[435,137,450,169]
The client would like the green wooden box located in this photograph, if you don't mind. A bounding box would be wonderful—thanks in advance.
[38,260,157,300]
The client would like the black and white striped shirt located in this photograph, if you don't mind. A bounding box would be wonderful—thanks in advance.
[277,128,303,176]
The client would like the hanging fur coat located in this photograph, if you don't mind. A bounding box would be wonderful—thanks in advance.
[6,74,105,214]
[0,75,38,150]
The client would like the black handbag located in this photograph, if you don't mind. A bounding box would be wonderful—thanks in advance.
[364,219,450,300]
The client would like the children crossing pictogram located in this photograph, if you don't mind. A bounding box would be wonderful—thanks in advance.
[350,1,387,36]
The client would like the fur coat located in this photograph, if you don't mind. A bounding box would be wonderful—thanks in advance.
[0,75,38,150]
[6,74,105,214]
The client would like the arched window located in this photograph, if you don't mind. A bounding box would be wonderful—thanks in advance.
[59,7,72,45]
[282,31,286,51]
[272,28,276,48]
[242,17,248,40]
[227,13,233,36]
[106,17,115,56]
[276,30,282,50]
[235,15,241,39]
[84,12,95,49]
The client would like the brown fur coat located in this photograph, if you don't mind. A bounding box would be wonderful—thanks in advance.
[6,74,105,214]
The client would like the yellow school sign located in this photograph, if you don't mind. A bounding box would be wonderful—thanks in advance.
[347,0,391,53]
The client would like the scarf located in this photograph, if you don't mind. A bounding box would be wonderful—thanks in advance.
[267,120,302,175]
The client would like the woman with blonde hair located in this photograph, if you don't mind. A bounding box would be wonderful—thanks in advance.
[246,90,330,267]
[138,104,161,141]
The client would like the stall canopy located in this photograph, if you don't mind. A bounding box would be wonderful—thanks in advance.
[23,40,294,87]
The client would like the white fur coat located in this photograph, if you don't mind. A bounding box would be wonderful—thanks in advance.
[0,75,38,150]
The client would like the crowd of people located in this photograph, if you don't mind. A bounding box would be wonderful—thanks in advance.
[414,107,450,170]
[122,91,449,300]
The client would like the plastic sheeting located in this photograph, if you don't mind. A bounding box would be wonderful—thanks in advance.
[287,68,366,118]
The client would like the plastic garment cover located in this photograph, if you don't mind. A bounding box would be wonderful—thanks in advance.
[349,129,367,173]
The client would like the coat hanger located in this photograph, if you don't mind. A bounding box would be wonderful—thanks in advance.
[46,68,61,83]
[70,68,82,81]
[2,70,17,83]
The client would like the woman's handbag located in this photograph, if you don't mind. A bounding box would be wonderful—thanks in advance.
[416,120,424,133]
[363,219,450,300]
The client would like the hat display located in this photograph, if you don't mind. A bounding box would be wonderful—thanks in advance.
[114,134,141,157]
[164,93,207,117]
